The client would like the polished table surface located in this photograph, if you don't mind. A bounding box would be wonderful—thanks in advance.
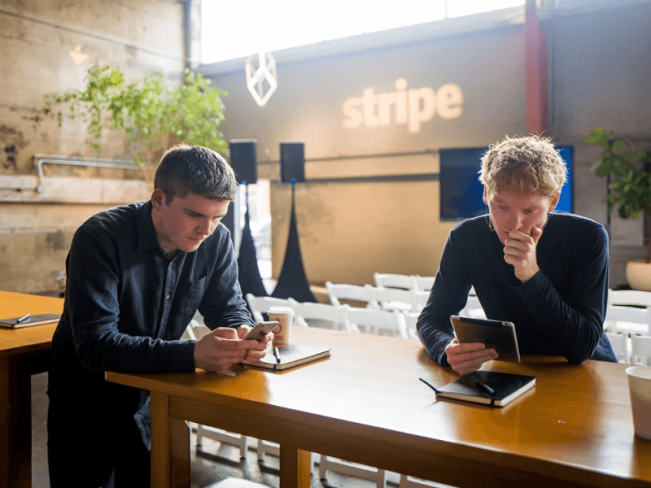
[0,291,63,488]
[107,326,651,488]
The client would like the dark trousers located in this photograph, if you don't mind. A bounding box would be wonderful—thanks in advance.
[47,368,150,488]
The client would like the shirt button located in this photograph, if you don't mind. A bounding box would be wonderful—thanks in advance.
[166,294,171,300]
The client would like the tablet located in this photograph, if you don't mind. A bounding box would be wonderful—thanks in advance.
[450,315,521,362]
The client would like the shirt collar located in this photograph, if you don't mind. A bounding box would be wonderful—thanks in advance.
[137,200,161,251]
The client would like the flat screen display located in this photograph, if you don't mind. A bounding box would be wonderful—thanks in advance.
[440,146,573,221]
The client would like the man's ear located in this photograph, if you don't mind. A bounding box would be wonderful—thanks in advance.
[549,193,560,212]
[483,187,489,205]
[151,189,165,210]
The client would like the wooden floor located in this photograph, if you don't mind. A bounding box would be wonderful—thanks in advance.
[30,372,403,488]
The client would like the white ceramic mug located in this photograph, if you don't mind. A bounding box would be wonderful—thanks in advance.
[267,306,295,346]
[626,365,651,439]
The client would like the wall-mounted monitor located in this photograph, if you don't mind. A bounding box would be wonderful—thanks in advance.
[440,146,574,221]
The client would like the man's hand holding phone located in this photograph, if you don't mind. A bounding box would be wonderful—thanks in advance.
[444,339,498,375]
[194,323,274,373]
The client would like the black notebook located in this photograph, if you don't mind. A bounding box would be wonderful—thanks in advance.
[437,371,536,407]
[0,313,61,329]
[248,344,331,371]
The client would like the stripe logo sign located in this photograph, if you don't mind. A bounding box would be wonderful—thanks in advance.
[342,78,463,133]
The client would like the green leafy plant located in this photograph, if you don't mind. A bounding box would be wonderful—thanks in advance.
[585,128,651,261]
[42,64,228,168]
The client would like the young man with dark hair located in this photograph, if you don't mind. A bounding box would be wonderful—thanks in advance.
[47,145,271,487]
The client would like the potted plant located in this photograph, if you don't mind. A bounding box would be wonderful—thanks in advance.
[585,128,651,290]
[42,64,228,175]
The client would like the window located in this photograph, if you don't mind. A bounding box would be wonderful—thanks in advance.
[201,0,525,64]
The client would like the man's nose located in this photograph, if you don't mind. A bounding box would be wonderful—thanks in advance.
[197,221,211,236]
[512,212,525,231]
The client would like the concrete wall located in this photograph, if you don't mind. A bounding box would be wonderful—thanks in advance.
[210,19,526,285]
[547,3,651,285]
[0,0,185,293]
[206,2,651,287]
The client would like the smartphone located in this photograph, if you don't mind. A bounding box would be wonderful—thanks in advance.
[243,321,278,341]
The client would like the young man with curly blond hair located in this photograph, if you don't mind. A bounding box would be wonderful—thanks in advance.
[418,135,616,375]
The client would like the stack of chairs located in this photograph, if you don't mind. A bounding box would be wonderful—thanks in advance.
[604,289,651,364]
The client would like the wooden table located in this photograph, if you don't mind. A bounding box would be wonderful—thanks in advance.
[0,291,63,488]
[107,326,651,488]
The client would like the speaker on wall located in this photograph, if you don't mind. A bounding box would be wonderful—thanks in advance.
[229,139,257,184]
[280,141,305,183]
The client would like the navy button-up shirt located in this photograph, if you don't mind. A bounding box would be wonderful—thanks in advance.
[50,200,254,447]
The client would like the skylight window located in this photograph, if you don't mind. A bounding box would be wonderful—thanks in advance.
[201,0,525,64]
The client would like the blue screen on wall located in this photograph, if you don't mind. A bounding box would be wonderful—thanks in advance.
[439,146,573,221]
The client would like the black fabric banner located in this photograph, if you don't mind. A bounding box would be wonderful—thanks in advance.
[237,191,268,303]
[271,185,317,303]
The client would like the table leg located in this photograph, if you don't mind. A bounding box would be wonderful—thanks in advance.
[279,445,311,488]
[171,418,190,488]
[151,391,172,488]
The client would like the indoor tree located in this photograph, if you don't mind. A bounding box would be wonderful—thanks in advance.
[42,64,228,177]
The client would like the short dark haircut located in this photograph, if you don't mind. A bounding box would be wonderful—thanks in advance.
[154,144,237,203]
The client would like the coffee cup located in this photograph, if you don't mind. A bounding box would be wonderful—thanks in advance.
[626,365,651,439]
[267,306,294,346]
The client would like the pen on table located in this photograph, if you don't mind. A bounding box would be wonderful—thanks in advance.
[419,377,441,395]
[16,313,31,324]
[468,374,495,396]
[273,347,281,364]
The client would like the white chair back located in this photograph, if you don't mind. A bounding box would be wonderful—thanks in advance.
[403,311,420,340]
[609,289,651,307]
[605,304,650,335]
[287,298,352,332]
[246,294,292,323]
[182,319,211,341]
[325,281,375,308]
[631,334,651,366]
[373,272,417,290]
[413,275,435,292]
[461,294,486,319]
[412,290,430,312]
[365,285,415,312]
[343,305,408,338]
[606,331,629,364]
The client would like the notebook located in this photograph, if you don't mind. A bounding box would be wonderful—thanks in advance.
[247,344,331,371]
[0,313,61,329]
[436,371,536,407]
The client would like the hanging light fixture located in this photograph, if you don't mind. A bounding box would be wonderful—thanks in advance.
[245,52,277,107]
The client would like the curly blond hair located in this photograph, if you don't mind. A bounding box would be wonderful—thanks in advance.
[479,135,567,200]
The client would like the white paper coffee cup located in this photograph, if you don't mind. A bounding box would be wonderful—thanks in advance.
[267,306,294,346]
[626,365,651,439]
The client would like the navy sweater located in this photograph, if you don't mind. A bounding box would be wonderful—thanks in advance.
[417,212,617,366]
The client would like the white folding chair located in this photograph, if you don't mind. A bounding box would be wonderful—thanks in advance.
[183,319,251,459]
[245,294,293,323]
[605,304,650,336]
[325,281,376,308]
[606,331,630,364]
[414,275,435,292]
[461,294,486,319]
[606,290,651,335]
[413,290,430,313]
[631,334,651,366]
[365,284,416,313]
[287,298,353,332]
[342,305,409,338]
[403,311,420,340]
[399,474,446,488]
[373,272,418,290]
